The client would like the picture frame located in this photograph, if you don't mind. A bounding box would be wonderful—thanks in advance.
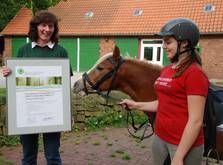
[6,58,72,135]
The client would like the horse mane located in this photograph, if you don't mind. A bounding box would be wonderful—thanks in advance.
[88,52,162,73]
[87,53,113,73]
[125,57,162,72]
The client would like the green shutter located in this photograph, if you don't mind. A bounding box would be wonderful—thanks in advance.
[12,37,26,57]
[79,38,99,71]
[115,38,138,58]
[59,38,77,71]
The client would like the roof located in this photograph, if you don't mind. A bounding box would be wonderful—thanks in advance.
[2,0,223,36]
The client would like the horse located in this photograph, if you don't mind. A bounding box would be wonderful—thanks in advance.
[73,46,161,102]
[73,46,161,139]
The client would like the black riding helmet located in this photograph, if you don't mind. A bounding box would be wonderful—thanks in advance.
[158,18,200,48]
[157,18,200,62]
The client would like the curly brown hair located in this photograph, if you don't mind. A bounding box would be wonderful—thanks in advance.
[28,10,59,43]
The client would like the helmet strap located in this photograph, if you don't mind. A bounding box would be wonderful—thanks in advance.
[170,41,182,63]
[170,41,191,63]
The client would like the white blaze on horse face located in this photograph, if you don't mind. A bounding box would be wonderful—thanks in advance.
[73,52,114,94]
[87,52,113,74]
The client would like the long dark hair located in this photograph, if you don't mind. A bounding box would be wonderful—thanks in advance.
[28,10,59,43]
[173,45,202,78]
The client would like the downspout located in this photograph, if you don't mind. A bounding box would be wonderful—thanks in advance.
[77,37,80,72]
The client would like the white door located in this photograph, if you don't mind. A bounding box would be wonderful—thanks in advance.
[140,40,163,65]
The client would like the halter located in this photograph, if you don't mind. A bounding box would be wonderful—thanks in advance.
[82,56,125,99]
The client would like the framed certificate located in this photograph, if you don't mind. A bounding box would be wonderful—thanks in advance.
[6,58,71,135]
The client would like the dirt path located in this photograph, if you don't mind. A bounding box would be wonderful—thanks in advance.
[0,127,153,165]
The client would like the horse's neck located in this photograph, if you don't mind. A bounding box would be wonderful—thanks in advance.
[115,60,160,102]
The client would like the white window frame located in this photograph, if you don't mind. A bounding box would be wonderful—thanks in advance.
[140,39,163,65]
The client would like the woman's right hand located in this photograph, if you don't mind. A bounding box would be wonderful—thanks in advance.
[119,99,137,109]
[1,66,11,77]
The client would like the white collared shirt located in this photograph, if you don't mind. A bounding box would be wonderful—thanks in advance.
[31,41,55,49]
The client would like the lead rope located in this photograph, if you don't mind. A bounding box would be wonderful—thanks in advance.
[96,94,154,140]
[124,104,154,141]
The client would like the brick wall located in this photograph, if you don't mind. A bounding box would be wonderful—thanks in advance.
[99,38,116,56]
[200,36,223,80]
[3,37,12,58]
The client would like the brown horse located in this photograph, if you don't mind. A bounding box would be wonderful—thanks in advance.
[73,46,161,102]
[73,46,161,139]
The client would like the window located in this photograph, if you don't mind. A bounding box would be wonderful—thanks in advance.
[140,39,163,65]
[203,4,215,13]
[133,8,143,16]
[85,11,94,17]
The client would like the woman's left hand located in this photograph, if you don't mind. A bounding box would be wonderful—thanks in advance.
[1,66,11,77]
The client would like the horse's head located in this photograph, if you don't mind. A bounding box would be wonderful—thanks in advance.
[73,46,124,95]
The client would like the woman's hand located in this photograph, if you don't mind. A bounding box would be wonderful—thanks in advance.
[119,99,158,112]
[119,99,137,109]
[2,66,11,77]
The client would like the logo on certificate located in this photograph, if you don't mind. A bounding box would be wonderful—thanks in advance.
[17,68,24,75]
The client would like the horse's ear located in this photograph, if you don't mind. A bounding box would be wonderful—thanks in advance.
[113,46,120,61]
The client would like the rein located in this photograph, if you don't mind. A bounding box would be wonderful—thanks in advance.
[125,105,154,140]
[82,56,154,140]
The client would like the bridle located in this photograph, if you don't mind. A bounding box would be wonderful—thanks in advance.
[82,56,125,99]
[82,56,153,140]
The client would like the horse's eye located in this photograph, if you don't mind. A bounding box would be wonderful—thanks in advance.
[96,66,104,71]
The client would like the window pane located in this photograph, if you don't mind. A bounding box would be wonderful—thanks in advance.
[157,47,161,61]
[144,47,153,61]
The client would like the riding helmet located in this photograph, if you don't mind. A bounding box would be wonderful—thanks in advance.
[157,18,200,48]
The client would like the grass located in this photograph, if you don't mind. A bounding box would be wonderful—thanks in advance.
[0,88,6,105]
[122,152,131,160]
[92,141,100,146]
[107,141,113,146]
[110,150,131,161]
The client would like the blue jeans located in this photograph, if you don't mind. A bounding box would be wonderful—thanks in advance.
[20,132,61,165]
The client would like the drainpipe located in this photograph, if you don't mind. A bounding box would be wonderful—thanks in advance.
[77,37,80,72]
[0,35,5,66]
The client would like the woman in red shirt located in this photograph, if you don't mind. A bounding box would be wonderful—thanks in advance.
[120,18,209,165]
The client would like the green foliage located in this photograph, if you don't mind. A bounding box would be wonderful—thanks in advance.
[0,135,20,147]
[85,110,126,129]
[28,0,62,15]
[0,0,63,31]
[0,88,6,105]
[80,92,148,130]
[0,0,26,31]
[122,152,131,160]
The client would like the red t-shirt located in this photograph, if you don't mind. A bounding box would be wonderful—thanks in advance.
[154,63,209,146]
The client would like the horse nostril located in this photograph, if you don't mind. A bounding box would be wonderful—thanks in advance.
[73,79,85,93]
[73,82,78,88]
